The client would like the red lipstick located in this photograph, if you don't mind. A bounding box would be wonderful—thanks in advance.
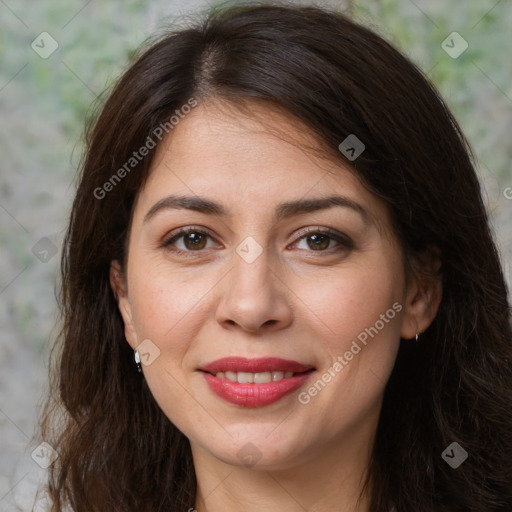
[199,357,315,407]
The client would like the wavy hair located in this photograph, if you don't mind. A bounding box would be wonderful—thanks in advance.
[39,3,512,511]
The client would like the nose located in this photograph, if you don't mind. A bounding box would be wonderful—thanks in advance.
[215,245,293,334]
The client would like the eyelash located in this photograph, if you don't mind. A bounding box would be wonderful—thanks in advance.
[161,226,353,257]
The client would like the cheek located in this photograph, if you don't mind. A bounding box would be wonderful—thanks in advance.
[297,256,404,416]
[128,261,214,345]
[126,267,209,430]
[294,265,403,431]
[300,259,402,346]
[126,260,222,402]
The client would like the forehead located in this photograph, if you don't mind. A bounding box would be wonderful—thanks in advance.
[133,100,392,234]
[152,100,338,180]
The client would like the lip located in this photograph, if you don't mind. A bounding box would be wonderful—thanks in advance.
[199,357,314,374]
[199,357,315,407]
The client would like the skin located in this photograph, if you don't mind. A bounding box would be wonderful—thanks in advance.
[110,100,442,512]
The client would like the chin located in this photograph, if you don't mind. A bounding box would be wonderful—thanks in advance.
[192,423,315,470]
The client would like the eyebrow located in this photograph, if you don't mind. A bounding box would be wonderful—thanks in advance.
[143,194,370,224]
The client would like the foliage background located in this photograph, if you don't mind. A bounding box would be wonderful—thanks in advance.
[0,0,511,509]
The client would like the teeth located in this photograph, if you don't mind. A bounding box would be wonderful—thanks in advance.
[272,371,284,381]
[225,371,237,381]
[237,371,253,384]
[254,372,272,383]
[216,370,295,383]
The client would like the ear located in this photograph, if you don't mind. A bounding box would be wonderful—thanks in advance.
[110,260,138,349]
[400,245,443,340]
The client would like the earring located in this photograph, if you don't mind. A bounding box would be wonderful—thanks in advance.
[134,350,142,373]
[415,332,420,341]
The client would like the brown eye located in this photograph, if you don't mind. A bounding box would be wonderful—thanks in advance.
[306,233,330,251]
[162,227,217,255]
[182,232,207,250]
[293,228,353,254]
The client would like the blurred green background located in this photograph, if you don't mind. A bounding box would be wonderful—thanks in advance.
[1,0,511,509]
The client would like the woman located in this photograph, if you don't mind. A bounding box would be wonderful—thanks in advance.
[39,3,512,511]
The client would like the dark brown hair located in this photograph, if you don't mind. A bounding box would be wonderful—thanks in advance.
[39,2,512,511]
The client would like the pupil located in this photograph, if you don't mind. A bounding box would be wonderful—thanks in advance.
[309,234,328,250]
[186,233,205,249]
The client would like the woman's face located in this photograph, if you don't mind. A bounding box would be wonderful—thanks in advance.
[112,101,427,471]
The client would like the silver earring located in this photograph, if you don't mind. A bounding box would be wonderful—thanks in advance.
[134,350,142,373]
[415,332,420,341]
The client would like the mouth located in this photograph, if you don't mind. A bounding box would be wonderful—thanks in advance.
[199,356,315,374]
[198,357,315,407]
[203,369,308,383]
